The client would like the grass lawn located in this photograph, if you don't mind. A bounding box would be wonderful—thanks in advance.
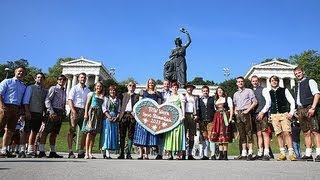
[1,121,306,155]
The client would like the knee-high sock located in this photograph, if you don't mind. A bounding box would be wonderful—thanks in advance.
[158,138,164,156]
[127,139,133,154]
[202,140,209,157]
[209,141,216,156]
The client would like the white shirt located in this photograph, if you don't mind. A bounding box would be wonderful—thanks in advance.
[185,94,197,113]
[296,78,320,106]
[67,83,90,109]
[125,93,133,112]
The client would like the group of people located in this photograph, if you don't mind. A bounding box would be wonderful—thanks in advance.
[0,66,319,162]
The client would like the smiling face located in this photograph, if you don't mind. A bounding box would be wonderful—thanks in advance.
[270,77,279,88]
[294,69,304,80]
[127,82,136,93]
[15,67,26,80]
[171,85,178,94]
[202,87,209,97]
[251,76,259,88]
[236,78,245,89]
[35,73,45,85]
[78,74,87,85]
[163,80,170,91]
[57,76,67,87]
[217,88,225,97]
[147,80,155,91]
[94,82,104,94]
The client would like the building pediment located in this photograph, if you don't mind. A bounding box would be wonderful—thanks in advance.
[61,57,102,67]
[256,60,297,69]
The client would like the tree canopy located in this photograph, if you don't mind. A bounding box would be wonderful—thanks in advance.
[0,59,42,86]
[188,77,215,85]
[289,50,320,86]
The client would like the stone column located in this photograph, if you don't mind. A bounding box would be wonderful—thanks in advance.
[290,78,295,89]
[66,75,72,93]
[279,78,284,87]
[72,74,78,87]
[266,78,271,89]
[94,75,99,83]
[85,75,90,87]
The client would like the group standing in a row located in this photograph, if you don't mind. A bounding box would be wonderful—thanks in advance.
[0,66,319,162]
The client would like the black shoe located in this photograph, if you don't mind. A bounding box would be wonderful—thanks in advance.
[103,154,107,159]
[315,155,320,162]
[181,155,186,160]
[137,156,143,160]
[48,152,63,158]
[211,155,216,160]
[262,155,270,161]
[234,155,247,160]
[223,152,228,160]
[188,155,196,160]
[126,154,133,159]
[26,152,36,158]
[254,155,263,160]
[0,152,6,158]
[77,152,85,158]
[118,154,125,159]
[18,151,26,158]
[38,151,47,158]
[201,156,209,160]
[155,155,163,160]
[68,151,76,158]
[247,154,255,161]
[301,155,313,161]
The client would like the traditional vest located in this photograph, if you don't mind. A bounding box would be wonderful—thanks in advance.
[198,96,215,121]
[270,87,289,114]
[29,85,47,113]
[253,86,266,113]
[294,78,313,106]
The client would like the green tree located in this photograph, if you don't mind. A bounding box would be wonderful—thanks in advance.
[119,77,138,85]
[47,57,75,78]
[218,78,251,97]
[189,77,215,85]
[289,50,320,86]
[0,59,42,85]
[155,79,163,85]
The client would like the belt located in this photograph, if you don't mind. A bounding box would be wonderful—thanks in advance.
[237,109,248,113]
[185,112,193,114]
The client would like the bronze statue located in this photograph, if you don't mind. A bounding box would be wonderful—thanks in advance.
[164,28,191,87]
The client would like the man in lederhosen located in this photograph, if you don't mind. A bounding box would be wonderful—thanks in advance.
[118,81,139,159]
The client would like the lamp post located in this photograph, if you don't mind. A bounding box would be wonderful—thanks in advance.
[223,68,230,79]
[109,68,116,76]
[5,67,11,79]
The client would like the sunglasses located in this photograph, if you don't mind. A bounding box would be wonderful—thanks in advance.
[58,78,66,81]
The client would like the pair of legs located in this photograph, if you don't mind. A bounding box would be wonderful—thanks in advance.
[68,108,86,157]
[0,105,20,155]
[118,118,135,158]
[85,132,96,159]
[138,146,150,159]
[236,113,254,157]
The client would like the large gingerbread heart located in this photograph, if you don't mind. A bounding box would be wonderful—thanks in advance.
[133,98,183,135]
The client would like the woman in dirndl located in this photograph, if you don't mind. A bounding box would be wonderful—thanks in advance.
[210,87,234,160]
[83,82,105,159]
[100,85,121,159]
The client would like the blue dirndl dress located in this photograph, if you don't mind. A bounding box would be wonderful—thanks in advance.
[133,91,159,147]
[100,97,120,150]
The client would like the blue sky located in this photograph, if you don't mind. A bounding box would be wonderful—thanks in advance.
[1,0,319,84]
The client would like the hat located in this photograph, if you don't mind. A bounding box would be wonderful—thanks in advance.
[184,83,196,89]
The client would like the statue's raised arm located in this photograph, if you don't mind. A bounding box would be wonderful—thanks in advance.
[180,28,191,48]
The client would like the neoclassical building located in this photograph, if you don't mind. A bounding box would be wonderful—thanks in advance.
[61,56,117,93]
[244,59,297,89]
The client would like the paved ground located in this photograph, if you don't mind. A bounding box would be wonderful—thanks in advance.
[1,153,320,180]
